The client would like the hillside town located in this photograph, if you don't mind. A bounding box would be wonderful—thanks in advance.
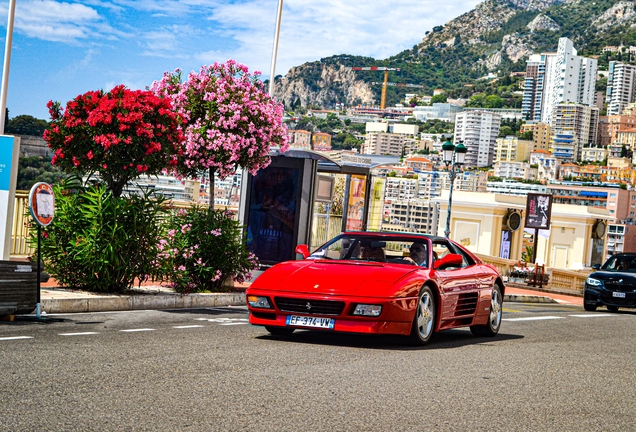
[11,37,636,270]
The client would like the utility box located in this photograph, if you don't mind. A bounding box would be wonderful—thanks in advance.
[0,260,37,315]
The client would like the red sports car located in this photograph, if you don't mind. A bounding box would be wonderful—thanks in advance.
[246,232,504,345]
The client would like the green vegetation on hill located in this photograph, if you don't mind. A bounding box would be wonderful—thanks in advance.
[283,0,636,110]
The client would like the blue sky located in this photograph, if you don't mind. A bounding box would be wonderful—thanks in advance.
[0,0,480,121]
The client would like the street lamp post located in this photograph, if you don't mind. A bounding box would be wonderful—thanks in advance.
[442,140,467,238]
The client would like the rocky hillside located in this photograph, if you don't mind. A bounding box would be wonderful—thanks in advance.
[273,0,636,109]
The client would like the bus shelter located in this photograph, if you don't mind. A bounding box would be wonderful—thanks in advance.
[238,149,398,269]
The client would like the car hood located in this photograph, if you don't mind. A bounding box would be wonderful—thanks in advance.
[590,270,636,283]
[252,260,418,296]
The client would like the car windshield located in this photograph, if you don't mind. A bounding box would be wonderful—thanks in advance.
[602,255,636,272]
[307,234,431,267]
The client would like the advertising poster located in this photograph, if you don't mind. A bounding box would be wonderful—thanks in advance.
[0,136,19,259]
[346,175,366,231]
[246,165,300,265]
[525,193,552,230]
[500,230,511,259]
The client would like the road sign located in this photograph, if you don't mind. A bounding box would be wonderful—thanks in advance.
[29,182,55,227]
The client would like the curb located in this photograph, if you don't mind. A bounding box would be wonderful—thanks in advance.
[37,292,559,314]
[41,292,246,314]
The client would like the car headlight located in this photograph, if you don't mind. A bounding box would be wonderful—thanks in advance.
[247,295,272,309]
[586,277,602,287]
[353,304,382,317]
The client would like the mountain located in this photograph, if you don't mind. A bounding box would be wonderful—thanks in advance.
[273,0,636,109]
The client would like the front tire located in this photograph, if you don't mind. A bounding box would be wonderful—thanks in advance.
[583,302,597,312]
[265,326,295,336]
[409,286,436,345]
[470,284,503,337]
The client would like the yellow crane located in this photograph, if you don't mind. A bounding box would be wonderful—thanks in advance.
[347,66,400,109]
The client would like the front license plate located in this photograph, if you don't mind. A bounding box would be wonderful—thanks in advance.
[613,292,626,298]
[286,315,335,329]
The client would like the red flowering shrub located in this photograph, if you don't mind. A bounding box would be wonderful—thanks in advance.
[44,85,184,197]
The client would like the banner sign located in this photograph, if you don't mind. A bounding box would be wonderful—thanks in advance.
[525,193,552,230]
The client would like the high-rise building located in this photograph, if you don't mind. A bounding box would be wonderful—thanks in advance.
[522,38,597,125]
[606,61,636,116]
[453,110,502,168]
[550,103,599,161]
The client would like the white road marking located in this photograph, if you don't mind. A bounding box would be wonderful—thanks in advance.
[219,322,248,326]
[196,317,248,323]
[173,325,204,329]
[504,316,564,322]
[120,328,155,332]
[569,314,617,318]
[59,332,99,336]
[0,336,33,341]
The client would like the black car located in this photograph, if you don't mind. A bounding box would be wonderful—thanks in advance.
[584,253,636,312]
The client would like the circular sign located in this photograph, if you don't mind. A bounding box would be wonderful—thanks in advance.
[594,220,607,239]
[507,211,522,231]
[29,182,55,226]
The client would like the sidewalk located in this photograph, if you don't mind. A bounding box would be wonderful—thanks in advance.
[34,281,584,315]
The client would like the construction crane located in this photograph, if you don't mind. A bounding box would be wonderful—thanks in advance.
[347,66,400,109]
[370,82,424,88]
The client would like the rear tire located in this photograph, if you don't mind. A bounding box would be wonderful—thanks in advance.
[409,286,436,345]
[265,326,295,336]
[470,284,503,337]
[606,305,619,312]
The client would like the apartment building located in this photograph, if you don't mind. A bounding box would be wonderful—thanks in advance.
[453,110,502,167]
[494,136,533,163]
[606,61,636,116]
[597,115,636,147]
[580,146,609,163]
[362,132,405,156]
[492,161,537,180]
[289,129,312,150]
[530,150,559,183]
[312,132,332,152]
[520,122,551,152]
[550,103,599,161]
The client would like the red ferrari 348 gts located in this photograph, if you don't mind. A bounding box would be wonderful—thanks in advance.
[246,232,504,345]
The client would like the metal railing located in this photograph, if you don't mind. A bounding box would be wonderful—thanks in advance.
[477,253,590,294]
[10,191,31,259]
[10,192,591,294]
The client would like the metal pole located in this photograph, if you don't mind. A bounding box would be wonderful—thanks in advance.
[36,224,41,318]
[0,0,17,134]
[444,167,455,238]
[268,0,284,97]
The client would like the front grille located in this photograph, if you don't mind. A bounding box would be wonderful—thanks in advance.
[604,281,636,292]
[600,292,636,306]
[454,292,478,316]
[274,297,345,316]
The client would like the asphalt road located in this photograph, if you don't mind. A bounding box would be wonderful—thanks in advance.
[1,303,635,431]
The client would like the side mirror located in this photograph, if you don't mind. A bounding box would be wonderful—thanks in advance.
[592,264,601,270]
[295,244,310,259]
[434,253,463,270]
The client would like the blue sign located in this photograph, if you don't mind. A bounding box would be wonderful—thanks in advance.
[0,136,16,191]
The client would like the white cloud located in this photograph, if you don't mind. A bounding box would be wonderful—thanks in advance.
[10,0,117,43]
[203,0,482,76]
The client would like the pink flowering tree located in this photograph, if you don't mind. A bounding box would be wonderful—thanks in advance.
[151,59,289,208]
[44,85,184,197]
